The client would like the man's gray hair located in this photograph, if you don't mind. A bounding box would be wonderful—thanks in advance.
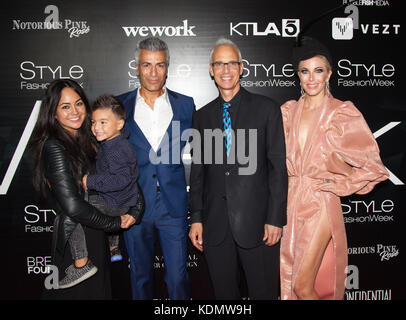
[135,37,170,65]
[209,38,242,63]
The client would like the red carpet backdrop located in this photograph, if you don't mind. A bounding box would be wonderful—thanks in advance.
[0,0,404,300]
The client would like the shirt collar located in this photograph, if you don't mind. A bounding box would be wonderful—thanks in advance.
[100,129,129,148]
[219,88,242,109]
[136,86,169,105]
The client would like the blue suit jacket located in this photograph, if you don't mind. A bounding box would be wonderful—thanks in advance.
[117,88,195,218]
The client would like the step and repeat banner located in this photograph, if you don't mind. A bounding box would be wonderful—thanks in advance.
[0,0,404,300]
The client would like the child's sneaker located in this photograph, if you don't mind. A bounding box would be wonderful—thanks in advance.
[110,247,123,262]
[58,259,98,289]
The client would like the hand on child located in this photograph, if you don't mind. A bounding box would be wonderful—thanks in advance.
[120,214,136,229]
[82,174,88,190]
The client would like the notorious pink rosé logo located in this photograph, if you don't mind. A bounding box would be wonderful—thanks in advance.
[12,5,90,38]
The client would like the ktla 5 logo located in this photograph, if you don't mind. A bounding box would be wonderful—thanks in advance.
[230,19,299,37]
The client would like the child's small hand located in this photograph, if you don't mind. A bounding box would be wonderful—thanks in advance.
[82,174,88,190]
[120,214,136,229]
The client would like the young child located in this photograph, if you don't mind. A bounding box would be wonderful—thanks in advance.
[58,94,141,289]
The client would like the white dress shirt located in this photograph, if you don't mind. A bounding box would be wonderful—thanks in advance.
[134,88,173,152]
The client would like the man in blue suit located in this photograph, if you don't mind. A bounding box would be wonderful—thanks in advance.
[117,37,194,300]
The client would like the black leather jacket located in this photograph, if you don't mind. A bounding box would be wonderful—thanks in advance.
[42,138,121,266]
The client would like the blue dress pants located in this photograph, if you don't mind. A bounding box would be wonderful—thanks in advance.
[123,192,190,300]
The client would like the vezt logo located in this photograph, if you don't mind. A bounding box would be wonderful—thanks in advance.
[332,18,354,40]
[332,3,359,40]
[122,20,196,37]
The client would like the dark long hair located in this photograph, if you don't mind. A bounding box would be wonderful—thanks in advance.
[29,79,97,199]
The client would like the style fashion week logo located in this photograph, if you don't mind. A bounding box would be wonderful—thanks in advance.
[24,204,56,233]
[19,60,85,91]
[240,59,296,89]
[336,58,396,88]
[12,5,90,38]
[122,20,196,37]
[342,198,396,224]
[127,58,192,89]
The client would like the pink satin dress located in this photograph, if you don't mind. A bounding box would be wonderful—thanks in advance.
[280,95,388,300]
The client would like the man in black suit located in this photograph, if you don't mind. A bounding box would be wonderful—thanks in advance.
[189,38,288,299]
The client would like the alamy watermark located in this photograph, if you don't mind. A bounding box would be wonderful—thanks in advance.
[44,265,59,290]
[148,121,258,176]
[345,265,359,290]
[44,263,360,291]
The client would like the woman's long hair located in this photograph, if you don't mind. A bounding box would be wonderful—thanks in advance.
[29,79,97,199]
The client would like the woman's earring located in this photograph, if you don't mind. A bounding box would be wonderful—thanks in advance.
[300,83,305,96]
[326,81,330,96]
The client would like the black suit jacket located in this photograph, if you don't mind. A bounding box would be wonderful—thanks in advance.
[189,87,288,249]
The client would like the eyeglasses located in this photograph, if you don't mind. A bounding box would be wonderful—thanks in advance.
[211,61,241,70]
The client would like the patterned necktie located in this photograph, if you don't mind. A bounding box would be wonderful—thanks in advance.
[222,102,232,157]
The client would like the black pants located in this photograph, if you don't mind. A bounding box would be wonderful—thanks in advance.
[204,225,280,300]
[68,195,128,260]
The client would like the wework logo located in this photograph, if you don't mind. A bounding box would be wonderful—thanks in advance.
[122,20,196,37]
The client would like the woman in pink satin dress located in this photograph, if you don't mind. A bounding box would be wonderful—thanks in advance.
[279,37,389,300]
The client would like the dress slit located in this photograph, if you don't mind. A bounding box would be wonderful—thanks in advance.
[291,199,335,299]
[280,96,388,300]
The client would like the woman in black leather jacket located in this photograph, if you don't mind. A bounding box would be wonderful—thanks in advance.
[30,79,134,299]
